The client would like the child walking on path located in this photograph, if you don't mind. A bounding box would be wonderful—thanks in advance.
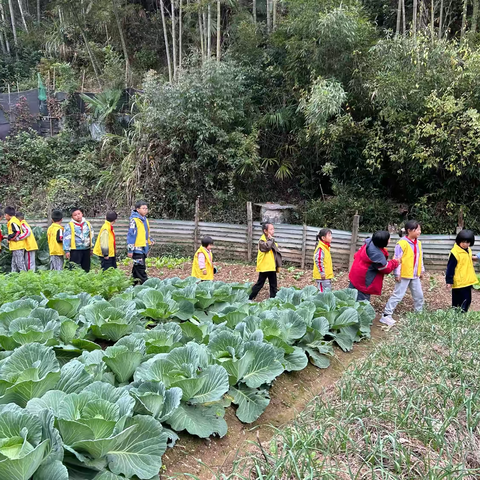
[4,207,26,272]
[249,223,283,300]
[313,228,333,292]
[127,200,154,285]
[349,231,400,302]
[17,213,38,272]
[94,212,118,271]
[382,220,424,326]
[47,210,64,270]
[446,229,479,312]
[63,208,94,272]
[192,236,216,280]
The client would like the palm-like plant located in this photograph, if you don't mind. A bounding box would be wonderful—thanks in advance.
[81,89,122,133]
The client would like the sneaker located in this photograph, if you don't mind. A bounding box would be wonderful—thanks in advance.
[379,315,396,326]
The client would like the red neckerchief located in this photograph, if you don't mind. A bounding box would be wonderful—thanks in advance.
[320,241,331,250]
[408,237,418,268]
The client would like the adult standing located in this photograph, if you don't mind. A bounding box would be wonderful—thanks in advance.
[63,207,94,272]
[127,200,154,284]
[249,222,282,300]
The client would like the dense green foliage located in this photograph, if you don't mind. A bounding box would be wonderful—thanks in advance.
[0,273,374,478]
[1,0,480,231]
[221,308,480,479]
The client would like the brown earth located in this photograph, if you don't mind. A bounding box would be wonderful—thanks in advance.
[119,261,480,479]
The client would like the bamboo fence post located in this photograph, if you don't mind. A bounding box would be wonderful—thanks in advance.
[301,223,307,269]
[194,196,200,253]
[349,213,360,269]
[247,202,253,262]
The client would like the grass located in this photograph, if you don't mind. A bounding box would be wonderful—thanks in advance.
[185,309,480,479]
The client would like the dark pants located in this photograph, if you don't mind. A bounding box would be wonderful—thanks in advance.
[132,253,148,285]
[69,249,91,272]
[348,282,371,302]
[249,271,278,300]
[452,286,472,312]
[101,257,117,271]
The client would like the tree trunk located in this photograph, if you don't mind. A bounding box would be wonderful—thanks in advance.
[171,0,177,79]
[179,0,182,71]
[198,5,204,60]
[203,8,207,57]
[253,0,256,24]
[430,0,434,40]
[7,0,18,56]
[402,0,406,32]
[80,29,102,89]
[216,0,220,60]
[112,0,131,87]
[266,0,271,33]
[438,0,444,38]
[272,0,277,29]
[36,0,39,24]
[207,2,211,59]
[396,0,402,35]
[460,0,468,43]
[412,0,418,38]
[159,0,172,82]
[0,0,11,54]
[473,0,479,33]
[16,0,28,32]
[419,0,424,32]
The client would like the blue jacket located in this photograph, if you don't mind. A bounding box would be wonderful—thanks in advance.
[127,211,153,255]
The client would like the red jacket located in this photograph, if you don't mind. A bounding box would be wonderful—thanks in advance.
[349,239,399,296]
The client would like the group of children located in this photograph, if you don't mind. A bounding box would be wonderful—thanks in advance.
[240,220,479,321]
[2,200,154,285]
[3,204,479,316]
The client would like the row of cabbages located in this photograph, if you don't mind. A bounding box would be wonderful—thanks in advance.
[0,277,375,480]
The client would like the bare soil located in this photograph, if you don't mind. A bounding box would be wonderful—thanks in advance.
[119,261,480,479]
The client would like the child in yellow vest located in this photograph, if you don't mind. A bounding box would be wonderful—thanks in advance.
[17,213,39,272]
[313,228,333,292]
[249,223,283,300]
[446,229,479,312]
[93,211,118,271]
[192,236,217,280]
[382,220,424,326]
[4,206,27,272]
[47,210,65,270]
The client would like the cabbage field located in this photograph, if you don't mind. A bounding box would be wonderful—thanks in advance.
[0,273,375,480]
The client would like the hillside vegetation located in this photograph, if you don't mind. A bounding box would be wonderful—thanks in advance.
[1,0,480,232]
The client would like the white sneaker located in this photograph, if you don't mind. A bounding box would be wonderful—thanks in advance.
[379,315,396,326]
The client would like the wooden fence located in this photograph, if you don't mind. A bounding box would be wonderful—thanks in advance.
[27,212,465,273]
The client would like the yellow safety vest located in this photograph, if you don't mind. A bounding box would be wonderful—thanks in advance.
[256,234,278,273]
[69,220,93,250]
[47,223,64,256]
[191,246,214,280]
[93,221,116,257]
[20,220,38,252]
[7,217,26,251]
[450,243,479,289]
[398,238,423,279]
[133,218,152,247]
[313,241,334,280]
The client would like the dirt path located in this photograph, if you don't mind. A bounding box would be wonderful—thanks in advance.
[118,261,480,479]
[162,321,389,479]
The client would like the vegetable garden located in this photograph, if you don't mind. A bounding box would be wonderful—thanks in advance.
[0,271,375,480]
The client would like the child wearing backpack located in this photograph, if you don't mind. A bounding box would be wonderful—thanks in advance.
[4,206,27,272]
[47,210,65,270]
[382,220,424,326]
[446,229,479,312]
[313,228,333,292]
[192,236,217,280]
[17,213,39,272]
[93,211,118,271]
[349,230,400,302]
